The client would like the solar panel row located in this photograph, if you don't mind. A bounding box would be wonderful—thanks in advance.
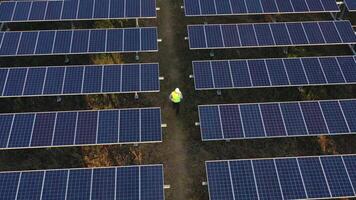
[344,0,356,11]
[0,0,156,22]
[0,108,162,150]
[199,99,356,141]
[0,165,164,200]
[184,0,339,16]
[206,155,356,200]
[0,63,159,97]
[188,21,356,49]
[0,27,158,57]
[193,56,356,90]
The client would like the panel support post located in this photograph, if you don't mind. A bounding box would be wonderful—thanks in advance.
[0,23,4,31]
[136,18,139,27]
[210,50,214,57]
[216,90,221,96]
[283,47,288,55]
[135,52,140,61]
[349,44,356,55]
[338,4,346,20]
[64,55,70,64]
[135,92,139,99]
[330,12,336,20]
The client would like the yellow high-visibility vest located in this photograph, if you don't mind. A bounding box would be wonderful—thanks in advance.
[170,92,182,103]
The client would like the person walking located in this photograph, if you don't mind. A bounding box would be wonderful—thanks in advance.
[169,88,183,114]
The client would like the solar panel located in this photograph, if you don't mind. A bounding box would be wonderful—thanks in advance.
[188,21,356,49]
[345,0,356,11]
[193,56,356,90]
[0,0,157,22]
[206,155,356,200]
[184,0,339,16]
[0,63,159,97]
[198,99,356,141]
[0,165,165,200]
[0,27,158,57]
[0,107,162,149]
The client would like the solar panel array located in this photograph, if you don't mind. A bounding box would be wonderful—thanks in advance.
[188,21,356,49]
[0,63,159,97]
[206,155,356,200]
[193,56,356,90]
[0,27,158,57]
[199,99,356,141]
[184,0,339,16]
[0,107,162,150]
[344,0,356,11]
[0,165,164,200]
[0,0,157,22]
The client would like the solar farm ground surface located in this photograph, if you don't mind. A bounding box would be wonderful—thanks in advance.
[0,1,356,200]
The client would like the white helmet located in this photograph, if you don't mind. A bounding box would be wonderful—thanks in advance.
[175,88,181,93]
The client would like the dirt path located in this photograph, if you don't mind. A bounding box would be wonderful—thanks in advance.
[156,0,190,199]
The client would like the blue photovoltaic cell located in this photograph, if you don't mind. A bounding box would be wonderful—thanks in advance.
[199,99,356,141]
[300,102,329,135]
[320,101,349,134]
[345,0,356,11]
[141,64,160,91]
[298,157,331,198]
[193,56,356,90]
[280,103,308,136]
[0,28,158,57]
[184,0,339,16]
[17,172,44,200]
[260,104,286,136]
[0,115,12,148]
[52,112,77,146]
[141,108,162,142]
[92,168,116,199]
[75,111,98,145]
[30,113,56,147]
[253,160,283,199]
[188,21,356,49]
[206,155,356,200]
[117,166,140,200]
[83,66,102,93]
[0,165,164,200]
[119,109,140,143]
[220,105,244,139]
[199,106,223,140]
[211,61,232,88]
[0,108,161,150]
[206,162,234,200]
[7,114,34,148]
[97,110,119,144]
[67,169,92,200]
[320,156,355,197]
[0,64,159,97]
[229,160,259,199]
[23,68,46,95]
[275,158,307,199]
[248,60,270,86]
[301,58,326,84]
[265,59,289,85]
[239,104,265,138]
[141,165,165,200]
[230,60,252,87]
[41,170,68,200]
[0,0,156,23]
[0,173,19,199]
[122,64,140,92]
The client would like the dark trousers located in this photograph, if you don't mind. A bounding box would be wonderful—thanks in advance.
[172,102,180,114]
